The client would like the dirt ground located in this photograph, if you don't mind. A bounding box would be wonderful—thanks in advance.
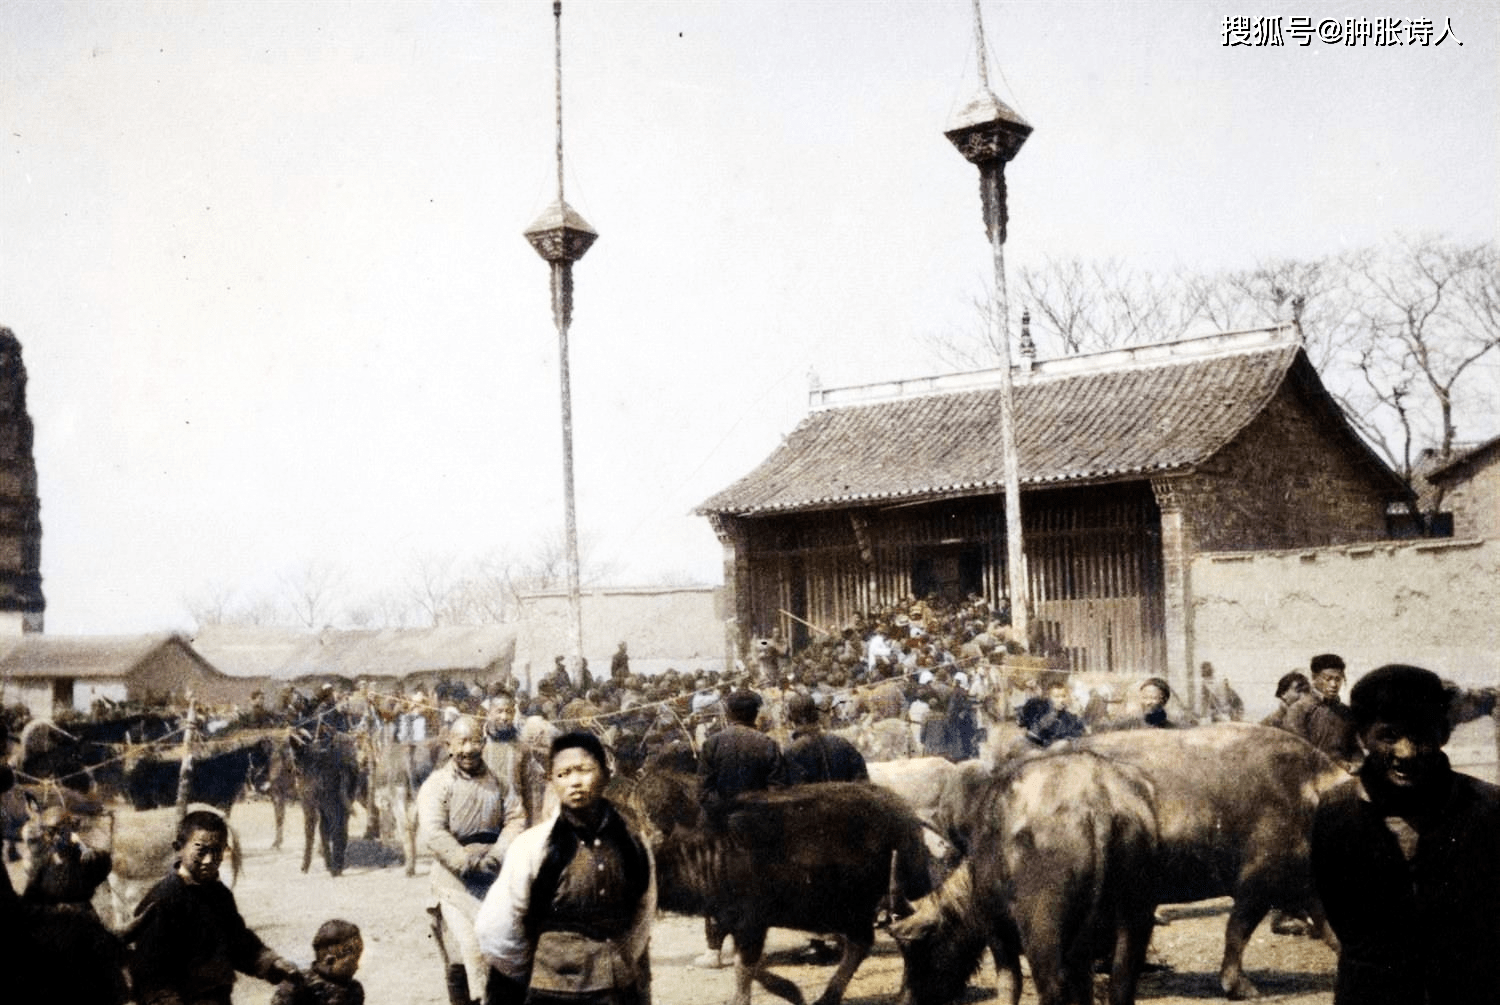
[9,796,1348,1005]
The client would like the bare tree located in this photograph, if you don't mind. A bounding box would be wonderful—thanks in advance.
[235,593,285,627]
[1343,236,1500,471]
[278,559,345,630]
[403,552,461,628]
[345,588,413,629]
[928,236,1498,491]
[182,581,238,629]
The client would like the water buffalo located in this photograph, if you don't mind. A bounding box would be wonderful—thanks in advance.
[893,750,1159,1005]
[630,773,935,1005]
[1075,723,1345,999]
[123,736,273,814]
[866,757,962,825]
[832,717,914,761]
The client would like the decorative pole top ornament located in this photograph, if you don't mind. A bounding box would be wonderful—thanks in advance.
[944,90,1032,166]
[524,201,597,263]
[524,0,597,266]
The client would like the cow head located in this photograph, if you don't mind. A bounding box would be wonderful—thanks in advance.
[245,737,276,794]
[888,862,989,1005]
[619,770,701,847]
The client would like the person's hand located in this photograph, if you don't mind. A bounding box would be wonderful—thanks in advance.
[462,844,498,878]
[264,956,303,984]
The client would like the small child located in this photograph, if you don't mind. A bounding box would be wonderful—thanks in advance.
[22,805,113,909]
[128,809,301,1005]
[271,919,364,1005]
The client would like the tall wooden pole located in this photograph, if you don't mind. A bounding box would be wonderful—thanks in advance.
[525,0,595,686]
[174,696,197,819]
[946,0,1032,648]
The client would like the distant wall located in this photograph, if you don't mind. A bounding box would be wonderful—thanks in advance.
[1191,537,1500,721]
[514,586,726,689]
[5,679,51,720]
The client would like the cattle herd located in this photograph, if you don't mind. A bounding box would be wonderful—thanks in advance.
[3,612,1496,1004]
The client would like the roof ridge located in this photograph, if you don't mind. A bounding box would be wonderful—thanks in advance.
[809,324,1299,412]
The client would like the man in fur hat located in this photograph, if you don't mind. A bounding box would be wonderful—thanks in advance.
[1312,664,1500,1004]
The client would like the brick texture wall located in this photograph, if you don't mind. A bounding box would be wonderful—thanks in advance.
[1176,385,1392,552]
[1437,454,1500,539]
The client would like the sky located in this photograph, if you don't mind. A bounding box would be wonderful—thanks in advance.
[2,1,1496,637]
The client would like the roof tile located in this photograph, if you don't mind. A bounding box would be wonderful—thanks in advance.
[700,340,1301,515]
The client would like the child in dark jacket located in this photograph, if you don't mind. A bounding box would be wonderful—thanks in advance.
[128,809,301,1005]
[271,919,365,1005]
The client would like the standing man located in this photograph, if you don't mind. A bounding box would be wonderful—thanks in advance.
[419,716,527,1005]
[1198,661,1244,723]
[1261,671,1311,732]
[482,693,530,824]
[1104,678,1178,731]
[1286,654,1361,770]
[1312,664,1500,1004]
[697,689,787,812]
[476,731,653,1005]
[694,689,785,968]
[782,692,868,785]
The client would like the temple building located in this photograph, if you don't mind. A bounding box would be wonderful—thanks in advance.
[698,324,1408,701]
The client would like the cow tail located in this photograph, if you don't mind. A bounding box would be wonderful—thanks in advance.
[895,821,936,901]
[227,822,244,888]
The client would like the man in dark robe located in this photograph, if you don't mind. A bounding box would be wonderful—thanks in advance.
[1312,664,1500,1005]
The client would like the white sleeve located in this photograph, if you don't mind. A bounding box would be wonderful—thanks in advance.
[475,820,550,979]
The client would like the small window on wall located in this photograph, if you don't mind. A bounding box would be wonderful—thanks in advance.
[1427,512,1454,537]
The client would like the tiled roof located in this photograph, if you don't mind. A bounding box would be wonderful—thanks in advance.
[1425,434,1500,484]
[700,331,1338,516]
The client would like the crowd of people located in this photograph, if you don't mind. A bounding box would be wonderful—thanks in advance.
[5,588,1499,1005]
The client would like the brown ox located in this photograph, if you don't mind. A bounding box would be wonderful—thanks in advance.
[629,773,935,1005]
[1077,723,1345,999]
[892,751,1158,1005]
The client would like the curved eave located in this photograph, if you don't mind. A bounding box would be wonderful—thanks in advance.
[697,461,1195,518]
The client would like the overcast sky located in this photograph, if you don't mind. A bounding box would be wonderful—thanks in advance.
[2,1,1495,637]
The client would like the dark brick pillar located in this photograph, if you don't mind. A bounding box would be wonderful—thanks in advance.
[707,514,749,673]
[0,328,43,631]
[1152,478,1193,712]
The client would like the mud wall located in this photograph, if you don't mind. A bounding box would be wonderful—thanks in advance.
[1191,537,1500,721]
[513,586,726,688]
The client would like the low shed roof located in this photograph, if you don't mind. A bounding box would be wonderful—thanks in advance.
[190,625,517,681]
[0,634,216,680]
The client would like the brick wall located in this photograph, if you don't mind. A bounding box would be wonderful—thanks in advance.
[1190,537,1500,722]
[1176,385,1391,553]
[1437,454,1500,539]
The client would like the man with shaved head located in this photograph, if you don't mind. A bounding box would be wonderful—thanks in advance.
[419,715,527,1005]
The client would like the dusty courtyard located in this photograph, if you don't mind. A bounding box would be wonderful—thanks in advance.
[56,798,1340,1005]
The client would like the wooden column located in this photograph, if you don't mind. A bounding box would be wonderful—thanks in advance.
[708,514,751,673]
